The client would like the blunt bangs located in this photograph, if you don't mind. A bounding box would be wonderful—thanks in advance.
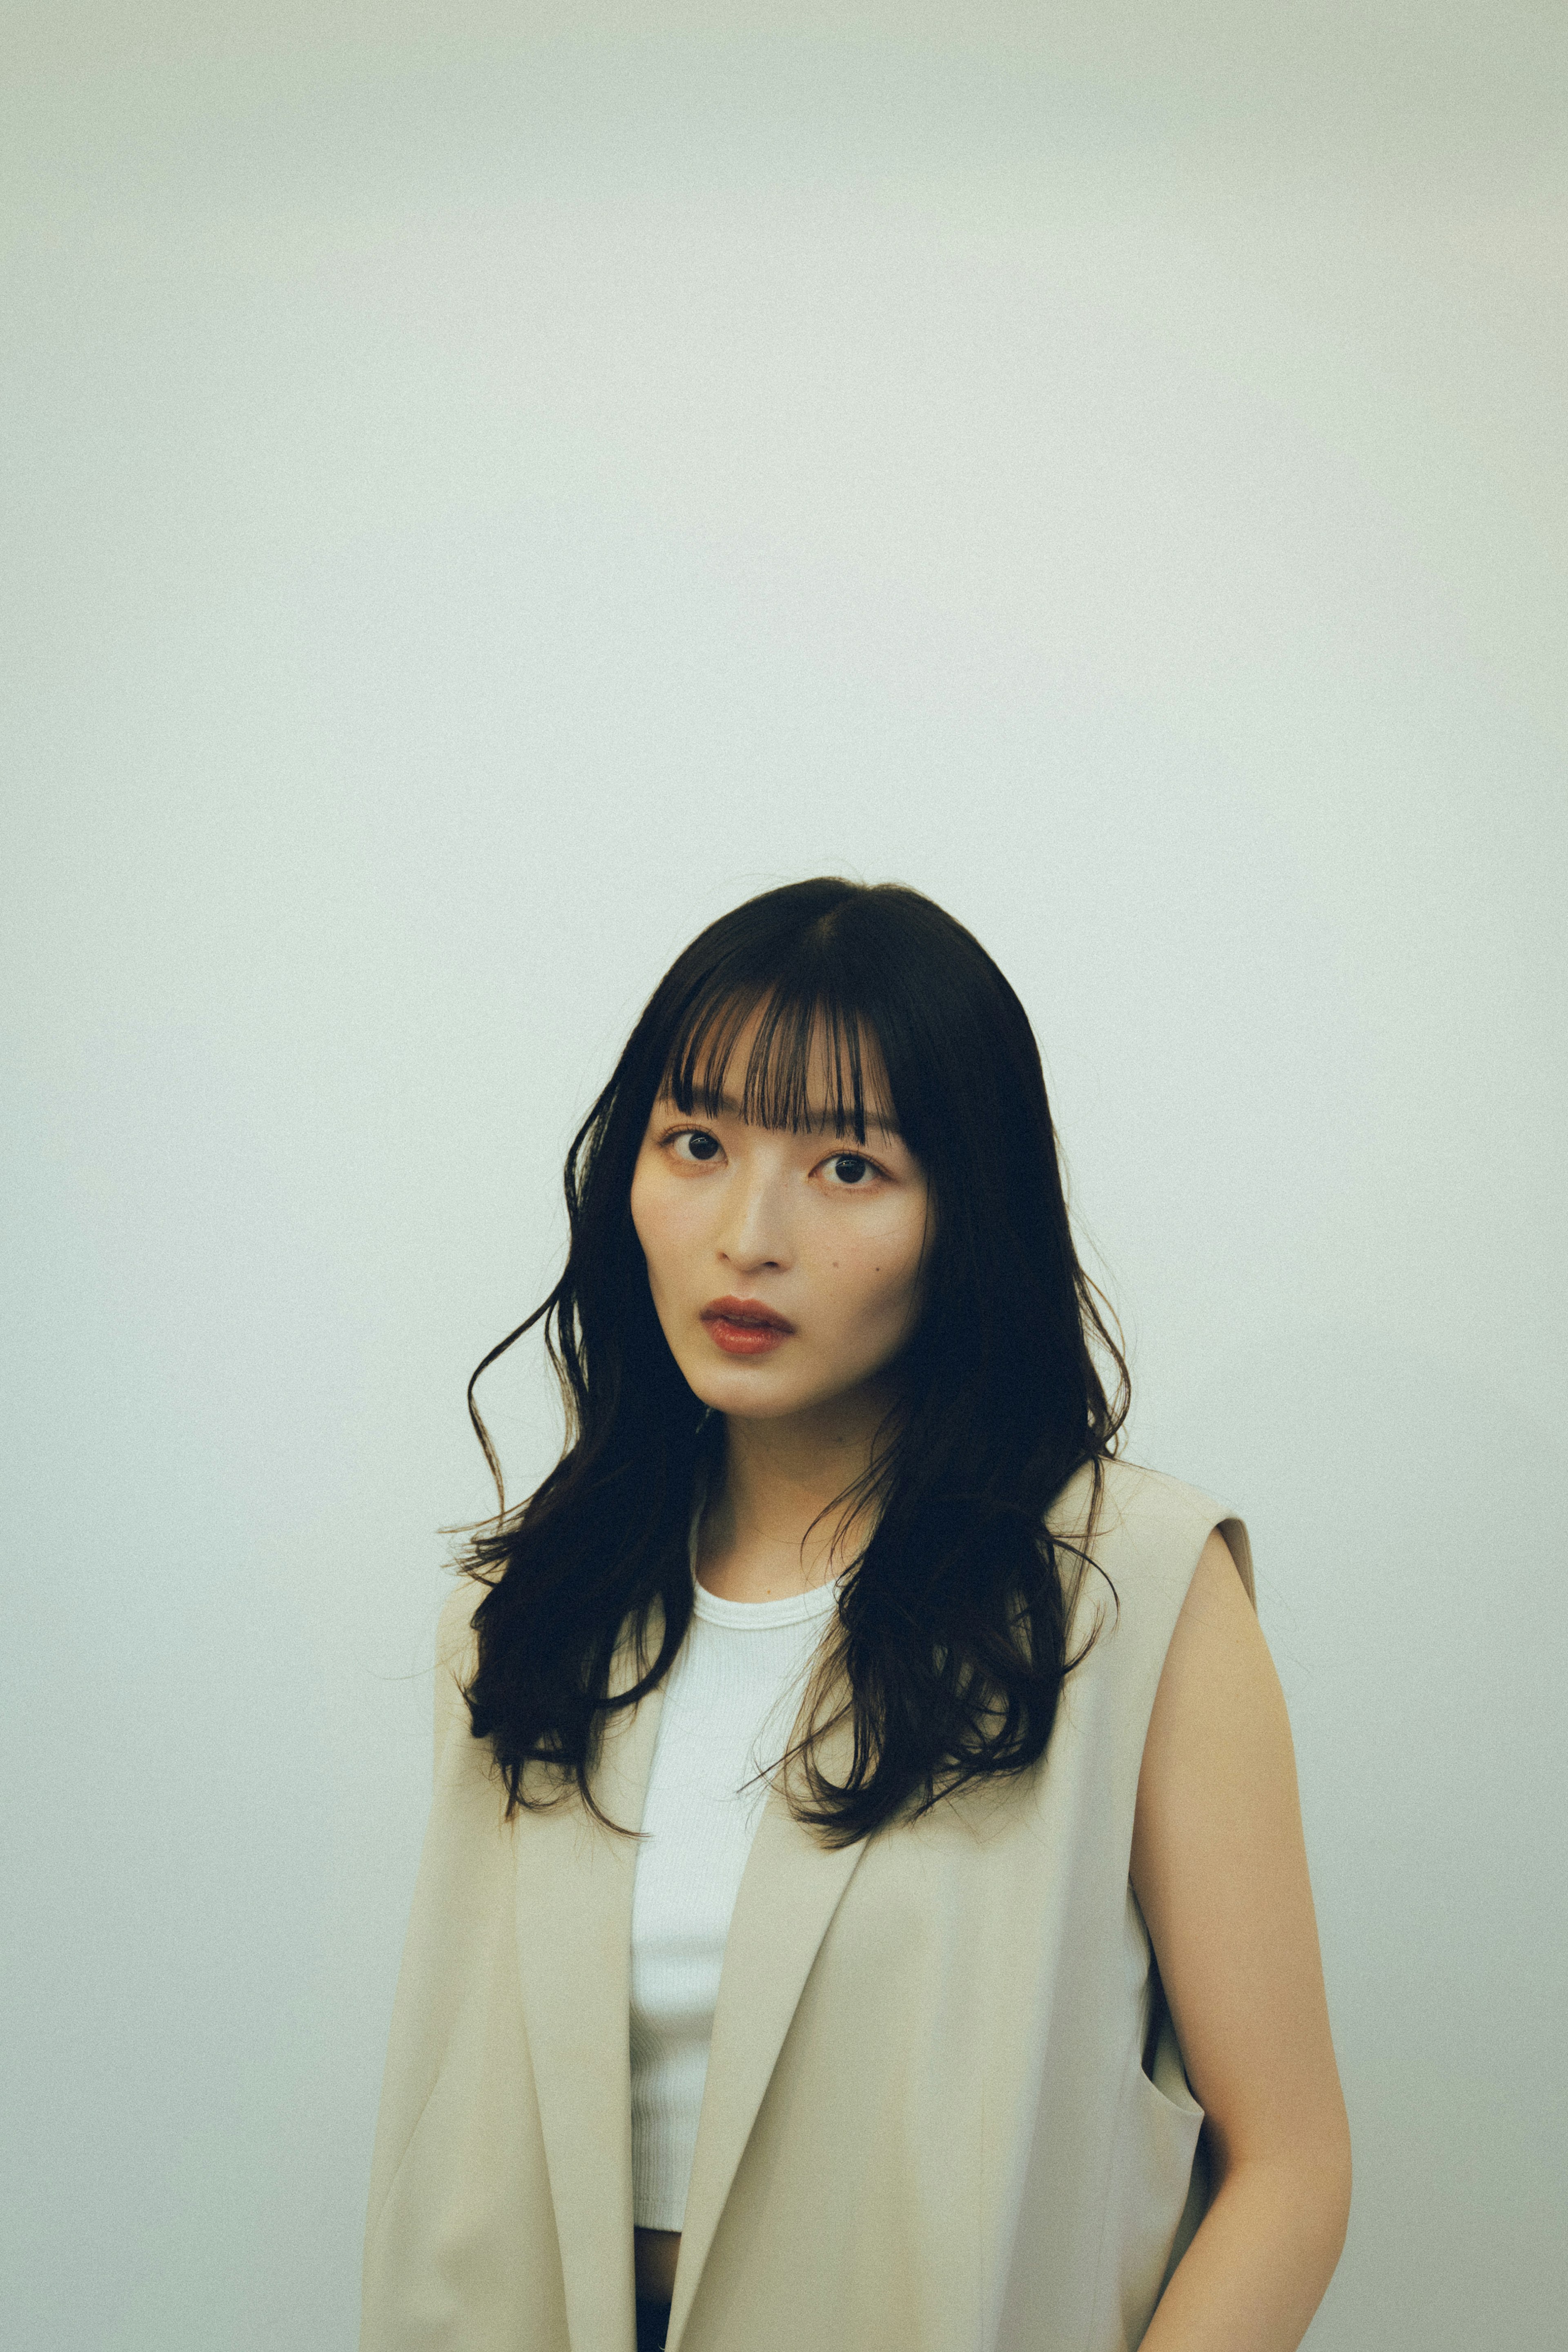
[661,978,887,1145]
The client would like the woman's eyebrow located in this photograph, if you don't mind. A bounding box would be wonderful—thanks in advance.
[675,1089,902,1138]
[815,1109,902,1139]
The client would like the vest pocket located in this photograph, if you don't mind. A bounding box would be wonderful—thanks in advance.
[1093,2017,1207,2350]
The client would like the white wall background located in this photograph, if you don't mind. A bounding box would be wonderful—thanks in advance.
[3,7,1564,2347]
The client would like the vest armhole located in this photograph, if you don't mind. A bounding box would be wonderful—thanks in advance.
[1213,1514,1256,1610]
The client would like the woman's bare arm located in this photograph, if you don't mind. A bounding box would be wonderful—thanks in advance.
[1131,1530,1352,2351]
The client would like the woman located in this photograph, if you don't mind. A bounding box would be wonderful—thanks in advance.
[360,878,1350,2352]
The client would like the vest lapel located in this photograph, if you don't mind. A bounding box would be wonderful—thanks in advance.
[666,1708,869,2352]
[512,1621,665,2352]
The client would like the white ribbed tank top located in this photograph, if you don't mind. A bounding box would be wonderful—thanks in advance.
[628,1565,841,2232]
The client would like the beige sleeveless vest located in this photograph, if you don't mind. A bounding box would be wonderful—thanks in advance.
[360,1458,1253,2352]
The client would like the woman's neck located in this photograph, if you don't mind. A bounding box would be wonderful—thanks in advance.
[696,1386,892,1603]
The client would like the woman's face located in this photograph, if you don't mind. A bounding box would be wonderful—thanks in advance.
[629,1021,932,1425]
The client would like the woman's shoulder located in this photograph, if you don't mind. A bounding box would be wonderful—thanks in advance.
[430,1572,491,1781]
[1049,1456,1255,1606]
[436,1570,487,1652]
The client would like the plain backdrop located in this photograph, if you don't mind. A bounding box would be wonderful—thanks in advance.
[3,7,1564,2348]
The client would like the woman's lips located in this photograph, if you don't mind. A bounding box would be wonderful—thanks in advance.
[701,1296,796,1358]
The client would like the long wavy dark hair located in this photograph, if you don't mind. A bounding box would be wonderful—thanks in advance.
[460,877,1128,1848]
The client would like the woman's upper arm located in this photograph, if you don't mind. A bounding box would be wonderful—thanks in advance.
[1130,1529,1351,2184]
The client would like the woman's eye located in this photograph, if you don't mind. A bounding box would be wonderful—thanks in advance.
[673,1130,722,1163]
[827,1153,872,1186]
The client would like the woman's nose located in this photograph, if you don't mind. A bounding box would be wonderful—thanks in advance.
[718,1169,791,1273]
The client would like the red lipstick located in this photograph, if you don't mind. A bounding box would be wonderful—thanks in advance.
[700,1295,797,1358]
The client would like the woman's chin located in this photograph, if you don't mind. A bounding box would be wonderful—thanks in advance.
[684,1362,810,1419]
[679,1353,892,1429]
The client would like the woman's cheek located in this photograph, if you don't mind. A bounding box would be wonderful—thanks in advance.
[867,1226,928,1344]
[632,1175,686,1298]
[838,1235,913,1333]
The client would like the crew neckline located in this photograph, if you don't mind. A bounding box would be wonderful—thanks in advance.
[690,1574,842,1630]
